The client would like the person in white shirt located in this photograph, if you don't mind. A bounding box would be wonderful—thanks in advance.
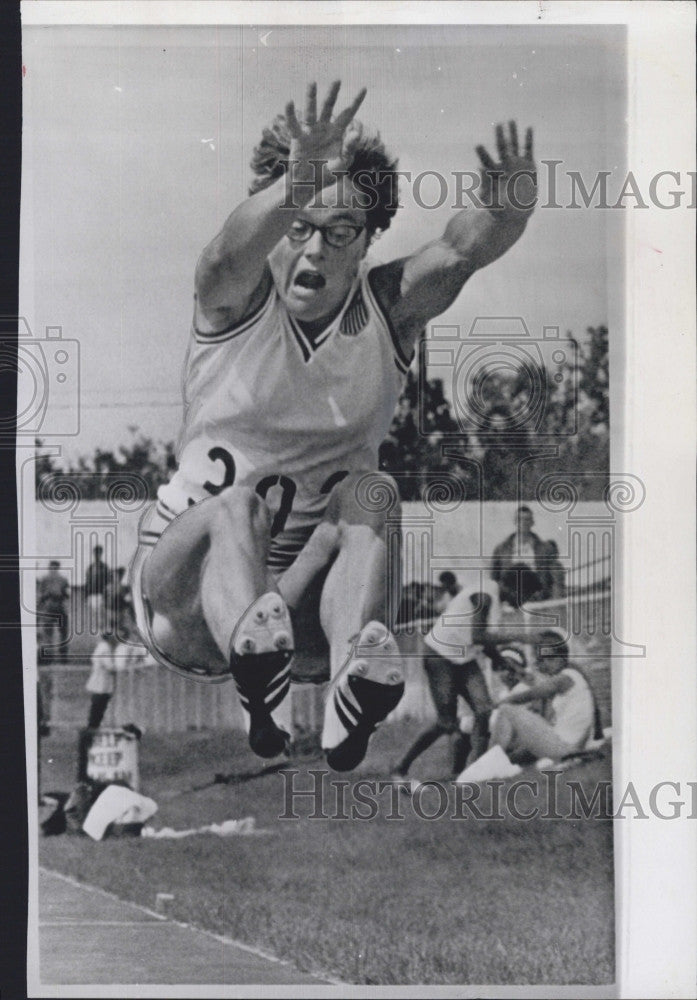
[490,630,595,761]
[85,631,122,731]
[76,630,124,783]
[392,580,522,780]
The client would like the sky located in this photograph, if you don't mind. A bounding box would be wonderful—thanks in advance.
[20,23,625,462]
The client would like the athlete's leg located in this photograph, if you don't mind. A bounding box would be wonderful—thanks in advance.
[142,488,274,669]
[140,488,293,756]
[315,473,405,770]
[318,473,402,669]
[490,703,574,761]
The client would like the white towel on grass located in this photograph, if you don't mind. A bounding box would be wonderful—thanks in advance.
[83,785,158,841]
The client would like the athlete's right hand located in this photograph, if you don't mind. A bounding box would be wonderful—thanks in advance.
[285,81,366,188]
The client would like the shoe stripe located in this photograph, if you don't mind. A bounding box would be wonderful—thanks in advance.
[238,672,289,705]
[335,688,360,728]
[265,683,290,712]
[337,680,362,716]
[333,695,357,734]
[267,664,291,690]
[263,674,291,700]
[265,675,291,701]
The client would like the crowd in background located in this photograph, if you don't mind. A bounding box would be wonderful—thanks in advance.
[36,545,140,664]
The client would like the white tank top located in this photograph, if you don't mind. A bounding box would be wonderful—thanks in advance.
[546,667,594,747]
[158,265,410,569]
[424,579,503,665]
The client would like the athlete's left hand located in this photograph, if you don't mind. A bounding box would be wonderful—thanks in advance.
[453,122,537,271]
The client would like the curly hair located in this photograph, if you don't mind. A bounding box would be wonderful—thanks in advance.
[248,115,399,234]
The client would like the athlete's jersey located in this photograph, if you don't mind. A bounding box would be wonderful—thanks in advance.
[545,667,594,748]
[158,264,411,570]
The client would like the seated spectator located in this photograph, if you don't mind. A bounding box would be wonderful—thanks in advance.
[489,631,597,763]
[491,505,553,606]
[488,645,530,700]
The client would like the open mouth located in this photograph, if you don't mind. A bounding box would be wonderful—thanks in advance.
[293,270,326,291]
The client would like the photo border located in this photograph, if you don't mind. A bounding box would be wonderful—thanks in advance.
[18,3,696,998]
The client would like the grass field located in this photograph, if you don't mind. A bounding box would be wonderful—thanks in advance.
[38,720,614,987]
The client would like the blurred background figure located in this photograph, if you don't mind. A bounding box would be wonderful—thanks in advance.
[37,673,50,804]
[391,582,501,782]
[77,624,121,782]
[85,627,121,732]
[546,539,567,599]
[433,571,461,614]
[37,560,70,663]
[85,545,109,636]
[104,565,139,644]
[491,505,552,607]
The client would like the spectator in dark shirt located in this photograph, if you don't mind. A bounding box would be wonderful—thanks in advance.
[491,505,552,606]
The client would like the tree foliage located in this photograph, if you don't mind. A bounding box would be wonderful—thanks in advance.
[35,433,176,501]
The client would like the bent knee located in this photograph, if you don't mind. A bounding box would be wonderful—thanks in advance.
[151,611,175,652]
[325,472,400,530]
[210,486,270,533]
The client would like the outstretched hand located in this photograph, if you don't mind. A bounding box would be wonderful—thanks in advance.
[450,121,537,272]
[285,81,366,188]
[475,121,536,215]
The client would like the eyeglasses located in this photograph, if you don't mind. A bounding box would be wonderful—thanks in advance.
[287,219,366,249]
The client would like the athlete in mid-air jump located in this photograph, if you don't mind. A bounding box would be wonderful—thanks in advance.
[130,81,536,770]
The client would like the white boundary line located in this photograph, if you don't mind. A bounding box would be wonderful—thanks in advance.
[41,920,164,927]
[39,867,343,987]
